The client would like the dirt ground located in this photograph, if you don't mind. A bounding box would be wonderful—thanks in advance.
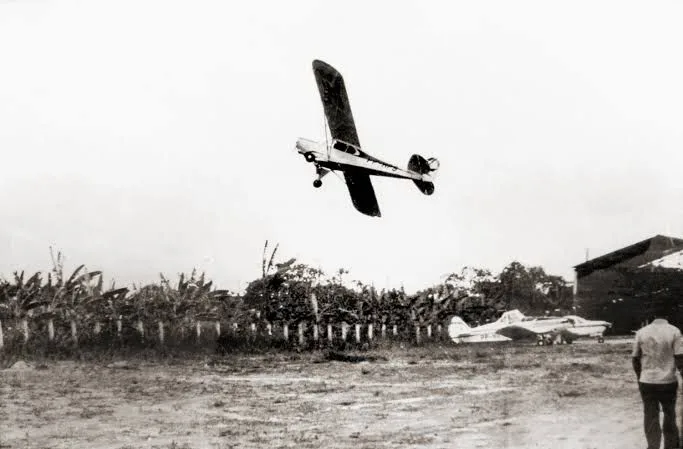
[0,338,674,449]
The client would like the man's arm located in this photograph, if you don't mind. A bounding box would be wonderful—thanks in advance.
[633,356,642,380]
[632,332,641,381]
[674,330,683,376]
[676,354,683,375]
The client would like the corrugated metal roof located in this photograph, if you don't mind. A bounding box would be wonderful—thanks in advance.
[573,234,683,277]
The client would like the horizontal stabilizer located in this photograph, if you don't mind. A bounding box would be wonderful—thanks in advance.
[408,154,437,195]
[413,180,435,195]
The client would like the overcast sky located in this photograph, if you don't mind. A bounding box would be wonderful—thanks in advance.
[1,0,682,293]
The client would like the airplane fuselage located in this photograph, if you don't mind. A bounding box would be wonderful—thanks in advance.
[560,316,612,341]
[296,137,433,182]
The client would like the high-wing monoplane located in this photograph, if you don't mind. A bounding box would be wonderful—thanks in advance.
[295,60,440,217]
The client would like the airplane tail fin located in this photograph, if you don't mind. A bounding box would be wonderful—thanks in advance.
[408,154,439,195]
[448,316,470,338]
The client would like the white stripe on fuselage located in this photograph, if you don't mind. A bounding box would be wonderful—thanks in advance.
[296,139,430,181]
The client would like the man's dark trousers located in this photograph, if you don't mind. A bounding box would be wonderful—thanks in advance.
[639,382,680,449]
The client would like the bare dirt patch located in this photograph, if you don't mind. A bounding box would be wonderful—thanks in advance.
[0,341,665,448]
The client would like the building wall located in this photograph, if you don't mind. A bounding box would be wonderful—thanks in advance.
[575,237,683,334]
[575,268,640,334]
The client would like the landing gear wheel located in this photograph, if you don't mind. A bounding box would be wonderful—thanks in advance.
[537,340,545,346]
[597,337,605,343]
[313,179,322,188]
[305,153,316,162]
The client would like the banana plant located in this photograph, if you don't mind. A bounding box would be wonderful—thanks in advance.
[0,271,48,343]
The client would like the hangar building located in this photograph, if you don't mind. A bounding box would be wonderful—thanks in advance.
[573,234,683,334]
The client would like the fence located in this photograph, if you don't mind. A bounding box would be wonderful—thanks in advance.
[0,316,451,352]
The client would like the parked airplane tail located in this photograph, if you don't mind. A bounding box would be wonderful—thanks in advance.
[448,316,470,336]
[408,154,439,195]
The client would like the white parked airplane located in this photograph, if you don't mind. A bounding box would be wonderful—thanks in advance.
[556,315,612,344]
[448,310,526,344]
[448,310,567,345]
[448,310,612,345]
[295,60,440,217]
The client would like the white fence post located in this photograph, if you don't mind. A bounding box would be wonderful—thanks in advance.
[298,322,305,346]
[393,324,398,337]
[313,323,319,342]
[48,319,55,342]
[355,324,361,343]
[283,323,289,340]
[22,319,29,343]
[327,324,333,342]
[427,324,432,339]
[415,325,421,344]
[0,319,4,349]
[196,321,202,342]
[137,320,145,340]
[215,321,221,337]
[70,320,78,345]
[158,321,165,344]
[116,317,123,338]
[368,324,373,340]
[381,323,386,338]
[267,322,272,336]
[341,322,348,341]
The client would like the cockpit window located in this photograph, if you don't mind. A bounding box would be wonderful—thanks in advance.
[333,141,357,154]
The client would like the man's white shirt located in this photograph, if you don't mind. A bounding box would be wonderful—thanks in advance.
[632,318,683,384]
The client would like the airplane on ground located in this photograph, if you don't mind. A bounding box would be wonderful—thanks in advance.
[556,315,612,344]
[448,310,612,345]
[448,310,572,346]
[295,59,440,217]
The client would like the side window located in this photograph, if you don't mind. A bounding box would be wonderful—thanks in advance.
[333,141,346,151]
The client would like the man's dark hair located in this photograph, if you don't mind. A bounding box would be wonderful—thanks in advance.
[649,300,671,320]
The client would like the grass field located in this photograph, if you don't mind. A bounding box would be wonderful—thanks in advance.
[0,338,667,449]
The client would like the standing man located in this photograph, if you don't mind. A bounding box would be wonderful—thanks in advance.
[632,309,683,449]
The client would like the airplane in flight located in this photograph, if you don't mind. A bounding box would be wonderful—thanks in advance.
[295,60,440,217]
[448,310,611,345]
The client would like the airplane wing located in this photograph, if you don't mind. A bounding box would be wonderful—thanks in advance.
[497,322,568,340]
[312,60,360,147]
[496,325,542,341]
[559,328,604,339]
[343,170,381,217]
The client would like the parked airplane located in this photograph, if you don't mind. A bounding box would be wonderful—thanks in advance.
[448,310,612,345]
[448,310,573,346]
[556,315,612,344]
[295,60,440,217]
